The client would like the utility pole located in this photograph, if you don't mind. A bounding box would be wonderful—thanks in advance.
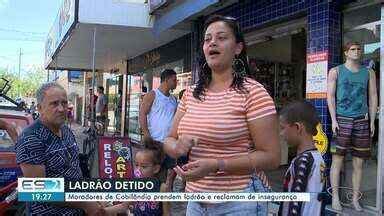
[18,48,22,98]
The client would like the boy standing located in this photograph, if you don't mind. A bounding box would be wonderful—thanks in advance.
[279,101,325,216]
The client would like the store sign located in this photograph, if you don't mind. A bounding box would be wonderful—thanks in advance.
[313,123,328,156]
[98,137,134,179]
[144,51,161,66]
[149,0,167,14]
[68,71,83,83]
[45,0,76,67]
[306,52,328,99]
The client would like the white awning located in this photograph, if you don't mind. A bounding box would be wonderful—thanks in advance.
[45,0,190,71]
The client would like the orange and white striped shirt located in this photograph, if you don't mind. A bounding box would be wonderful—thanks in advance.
[178,78,276,192]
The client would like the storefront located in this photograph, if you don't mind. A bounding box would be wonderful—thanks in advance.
[244,17,307,166]
[44,0,190,135]
[125,34,192,143]
[190,0,383,214]
[82,72,104,127]
[44,0,383,213]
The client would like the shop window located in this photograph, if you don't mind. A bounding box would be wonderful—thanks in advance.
[126,74,143,142]
[126,60,192,143]
[342,2,381,209]
[106,75,123,134]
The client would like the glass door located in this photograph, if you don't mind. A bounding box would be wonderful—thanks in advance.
[378,3,383,214]
[126,73,143,143]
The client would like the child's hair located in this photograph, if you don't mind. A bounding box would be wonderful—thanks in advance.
[139,137,165,165]
[279,100,320,136]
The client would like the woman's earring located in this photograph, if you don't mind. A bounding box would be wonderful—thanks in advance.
[232,56,246,79]
[201,62,208,71]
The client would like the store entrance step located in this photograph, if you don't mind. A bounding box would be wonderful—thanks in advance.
[324,204,378,216]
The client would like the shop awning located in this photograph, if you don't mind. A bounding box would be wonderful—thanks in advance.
[152,0,238,35]
[44,0,190,71]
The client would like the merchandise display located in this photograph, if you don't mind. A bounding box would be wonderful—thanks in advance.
[249,58,299,110]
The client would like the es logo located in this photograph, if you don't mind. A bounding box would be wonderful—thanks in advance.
[20,178,63,191]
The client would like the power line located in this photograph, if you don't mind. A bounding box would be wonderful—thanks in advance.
[0,38,45,42]
[0,55,17,61]
[0,28,46,35]
[2,51,43,55]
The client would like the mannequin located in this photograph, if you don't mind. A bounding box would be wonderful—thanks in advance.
[327,42,378,211]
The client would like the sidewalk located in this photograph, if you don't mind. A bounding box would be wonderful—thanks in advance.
[70,122,88,153]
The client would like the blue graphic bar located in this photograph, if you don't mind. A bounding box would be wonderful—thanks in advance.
[18,192,64,202]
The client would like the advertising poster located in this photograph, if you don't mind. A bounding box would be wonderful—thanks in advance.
[98,137,134,179]
[306,52,328,99]
[45,0,76,67]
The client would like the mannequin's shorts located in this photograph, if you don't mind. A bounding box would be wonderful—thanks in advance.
[331,115,371,158]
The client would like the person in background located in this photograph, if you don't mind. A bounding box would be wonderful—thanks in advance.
[29,101,36,114]
[164,15,280,215]
[29,101,39,119]
[139,69,178,192]
[15,82,103,215]
[103,138,170,216]
[279,101,325,216]
[67,102,74,128]
[18,100,27,111]
[115,90,123,132]
[96,86,108,133]
[86,88,97,127]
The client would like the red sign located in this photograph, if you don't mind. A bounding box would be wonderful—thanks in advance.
[306,51,328,99]
[98,137,134,179]
[307,52,328,64]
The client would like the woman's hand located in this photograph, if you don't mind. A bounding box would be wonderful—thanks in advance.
[173,135,198,157]
[173,159,218,181]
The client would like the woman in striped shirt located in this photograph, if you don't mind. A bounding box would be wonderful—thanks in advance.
[164,15,280,215]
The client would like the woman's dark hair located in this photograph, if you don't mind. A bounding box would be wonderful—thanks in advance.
[140,137,165,165]
[193,15,254,101]
[178,89,186,100]
[279,101,320,136]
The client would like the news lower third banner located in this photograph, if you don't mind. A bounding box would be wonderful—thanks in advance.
[18,178,310,202]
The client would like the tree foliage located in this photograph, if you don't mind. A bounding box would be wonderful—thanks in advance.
[0,66,46,99]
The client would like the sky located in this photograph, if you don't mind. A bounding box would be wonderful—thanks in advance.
[0,0,61,77]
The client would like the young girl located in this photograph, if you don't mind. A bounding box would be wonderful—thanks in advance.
[104,138,170,216]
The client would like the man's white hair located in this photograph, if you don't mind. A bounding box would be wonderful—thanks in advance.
[35,82,65,104]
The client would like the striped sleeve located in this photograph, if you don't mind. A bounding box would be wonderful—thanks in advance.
[245,83,276,122]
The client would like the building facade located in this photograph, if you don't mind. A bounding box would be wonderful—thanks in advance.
[45,0,383,214]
